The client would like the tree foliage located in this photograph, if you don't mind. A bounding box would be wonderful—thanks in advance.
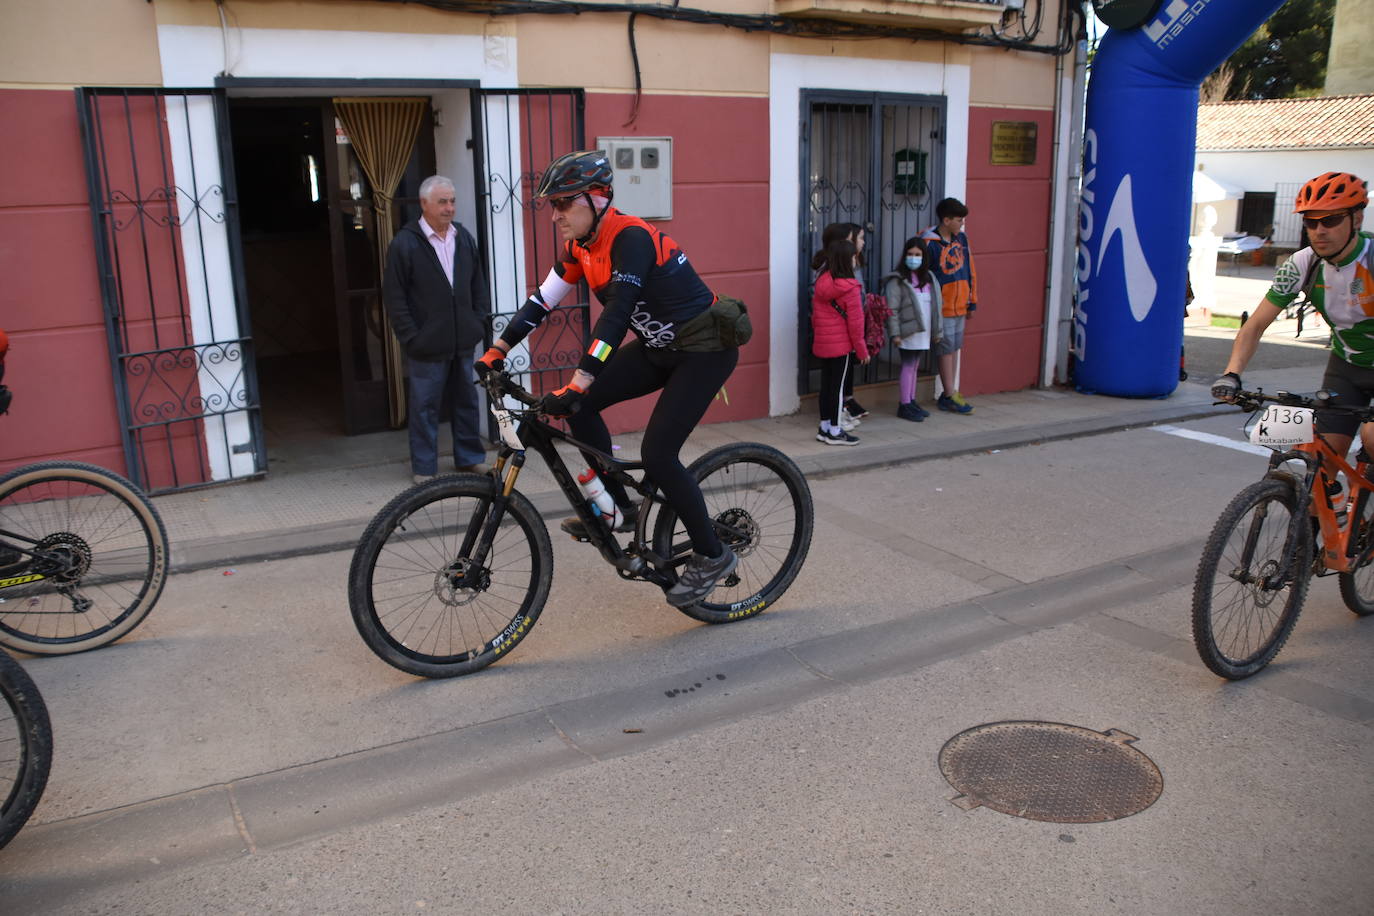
[1210,0,1335,100]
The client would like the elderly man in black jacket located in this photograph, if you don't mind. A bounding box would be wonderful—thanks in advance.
[383,175,491,483]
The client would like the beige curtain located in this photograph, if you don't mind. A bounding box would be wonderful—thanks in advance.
[334,97,427,428]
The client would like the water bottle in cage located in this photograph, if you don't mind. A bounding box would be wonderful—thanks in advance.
[576,467,623,529]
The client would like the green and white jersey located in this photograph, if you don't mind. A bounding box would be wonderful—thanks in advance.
[1266,231,1374,366]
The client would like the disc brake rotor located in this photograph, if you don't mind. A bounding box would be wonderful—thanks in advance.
[716,508,760,558]
[434,558,490,607]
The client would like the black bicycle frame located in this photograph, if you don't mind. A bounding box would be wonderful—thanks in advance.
[459,379,679,589]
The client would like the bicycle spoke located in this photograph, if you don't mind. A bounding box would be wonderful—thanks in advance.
[1193,479,1308,679]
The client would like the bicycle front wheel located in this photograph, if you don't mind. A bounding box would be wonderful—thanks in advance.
[348,476,553,678]
[1192,478,1311,679]
[653,443,814,624]
[0,462,169,655]
[0,648,52,850]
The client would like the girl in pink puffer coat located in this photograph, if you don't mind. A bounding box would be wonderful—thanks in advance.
[810,237,869,445]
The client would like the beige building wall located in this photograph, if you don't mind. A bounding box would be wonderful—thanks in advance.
[151,0,483,35]
[518,13,769,95]
[0,0,162,88]
[1326,0,1374,96]
[970,46,1057,110]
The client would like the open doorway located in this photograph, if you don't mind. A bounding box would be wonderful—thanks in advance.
[228,98,436,465]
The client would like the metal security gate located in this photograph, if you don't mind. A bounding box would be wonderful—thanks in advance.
[799,91,947,395]
[77,87,263,493]
[471,89,589,400]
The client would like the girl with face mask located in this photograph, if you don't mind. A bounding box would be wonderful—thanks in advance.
[882,237,943,421]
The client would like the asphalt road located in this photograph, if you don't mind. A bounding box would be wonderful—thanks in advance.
[2,408,1370,914]
[1184,318,1331,382]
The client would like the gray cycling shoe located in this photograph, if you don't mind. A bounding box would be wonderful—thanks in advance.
[665,545,738,608]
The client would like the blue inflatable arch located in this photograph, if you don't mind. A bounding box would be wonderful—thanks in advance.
[1074,0,1286,397]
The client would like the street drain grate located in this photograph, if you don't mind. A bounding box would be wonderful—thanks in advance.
[938,721,1162,823]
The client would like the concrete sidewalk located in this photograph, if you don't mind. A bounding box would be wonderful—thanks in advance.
[159,378,1237,573]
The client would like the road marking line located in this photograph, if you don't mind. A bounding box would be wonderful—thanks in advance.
[1152,424,1272,457]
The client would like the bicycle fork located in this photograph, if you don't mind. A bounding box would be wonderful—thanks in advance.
[449,455,524,590]
[1232,463,1313,591]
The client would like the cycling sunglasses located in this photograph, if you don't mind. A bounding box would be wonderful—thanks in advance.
[548,195,583,212]
[1302,212,1349,230]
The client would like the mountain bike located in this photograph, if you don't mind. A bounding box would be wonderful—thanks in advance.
[1192,388,1374,679]
[0,646,52,849]
[0,462,169,655]
[349,369,815,678]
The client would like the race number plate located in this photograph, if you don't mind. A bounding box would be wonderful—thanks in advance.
[1247,404,1315,448]
[491,405,524,450]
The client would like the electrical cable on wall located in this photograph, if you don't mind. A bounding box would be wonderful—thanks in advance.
[374,0,1079,56]
[624,12,641,128]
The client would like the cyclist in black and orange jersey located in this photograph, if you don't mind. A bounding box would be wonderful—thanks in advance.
[1214,171,1373,458]
[476,150,741,608]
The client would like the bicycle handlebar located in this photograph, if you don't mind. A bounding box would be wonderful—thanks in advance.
[1229,387,1374,423]
[482,370,542,410]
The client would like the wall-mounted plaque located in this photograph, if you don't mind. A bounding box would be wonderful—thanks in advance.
[990,121,1037,166]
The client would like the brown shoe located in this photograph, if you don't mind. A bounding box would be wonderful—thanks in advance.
[455,462,492,475]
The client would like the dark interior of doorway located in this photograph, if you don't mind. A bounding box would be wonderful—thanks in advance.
[230,101,348,469]
[227,99,434,474]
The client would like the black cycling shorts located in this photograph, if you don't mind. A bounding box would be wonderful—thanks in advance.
[1317,351,1374,437]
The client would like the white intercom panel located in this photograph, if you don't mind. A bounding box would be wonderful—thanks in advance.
[596,136,672,220]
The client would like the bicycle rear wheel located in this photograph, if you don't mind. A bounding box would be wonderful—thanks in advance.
[0,462,169,655]
[653,443,814,624]
[1192,478,1311,679]
[0,648,52,849]
[1338,547,1374,616]
[1338,489,1374,616]
[348,475,553,678]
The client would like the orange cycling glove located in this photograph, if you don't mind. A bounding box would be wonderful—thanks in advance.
[475,346,506,379]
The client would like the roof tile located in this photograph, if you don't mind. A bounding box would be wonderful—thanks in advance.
[1196,94,1374,151]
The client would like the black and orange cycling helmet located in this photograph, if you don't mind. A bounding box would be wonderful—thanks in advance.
[534,150,613,199]
[1293,171,1368,213]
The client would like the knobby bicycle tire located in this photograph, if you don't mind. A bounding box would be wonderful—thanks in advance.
[0,462,169,655]
[0,648,52,850]
[1338,544,1374,616]
[653,443,814,624]
[1192,478,1311,679]
[348,475,553,678]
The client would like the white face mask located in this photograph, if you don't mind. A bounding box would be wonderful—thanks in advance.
[904,255,922,270]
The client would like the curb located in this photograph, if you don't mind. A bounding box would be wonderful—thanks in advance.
[170,400,1230,575]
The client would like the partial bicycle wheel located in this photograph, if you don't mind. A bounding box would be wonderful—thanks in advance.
[0,462,169,655]
[653,443,814,624]
[1338,546,1374,617]
[348,475,553,678]
[1192,477,1311,679]
[0,648,52,850]
[1338,488,1374,616]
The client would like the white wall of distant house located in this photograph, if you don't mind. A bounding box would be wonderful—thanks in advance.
[1195,149,1374,243]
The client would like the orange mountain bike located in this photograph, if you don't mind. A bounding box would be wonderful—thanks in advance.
[1193,388,1374,679]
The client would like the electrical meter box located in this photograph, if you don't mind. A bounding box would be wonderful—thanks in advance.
[596,137,672,220]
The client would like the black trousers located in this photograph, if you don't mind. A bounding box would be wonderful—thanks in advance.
[568,338,739,555]
[817,353,852,429]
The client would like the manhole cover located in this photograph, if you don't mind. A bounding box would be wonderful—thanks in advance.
[938,721,1162,823]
